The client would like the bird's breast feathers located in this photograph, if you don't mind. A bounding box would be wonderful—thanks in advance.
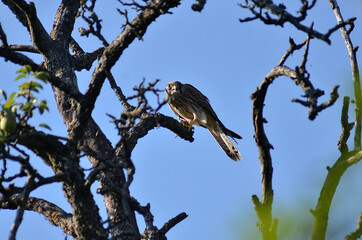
[169,99,208,127]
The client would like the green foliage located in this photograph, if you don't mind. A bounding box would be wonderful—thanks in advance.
[0,65,51,142]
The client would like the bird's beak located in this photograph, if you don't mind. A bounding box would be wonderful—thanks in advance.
[166,85,177,95]
[170,86,179,95]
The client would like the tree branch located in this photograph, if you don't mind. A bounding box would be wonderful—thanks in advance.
[116,113,194,157]
[338,97,354,153]
[328,0,361,151]
[239,0,356,44]
[7,0,54,55]
[158,212,188,235]
[8,174,35,240]
[0,45,84,102]
[249,35,339,240]
[311,150,362,240]
[50,0,80,42]
[68,0,181,143]
[345,212,362,240]
[191,0,206,12]
[0,195,76,238]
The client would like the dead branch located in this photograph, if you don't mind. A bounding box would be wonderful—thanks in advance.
[239,0,356,44]
[8,174,34,240]
[345,212,362,240]
[69,0,181,143]
[250,33,340,240]
[0,195,76,237]
[328,0,361,151]
[192,0,206,12]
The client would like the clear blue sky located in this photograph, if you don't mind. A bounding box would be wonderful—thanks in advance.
[0,1,361,239]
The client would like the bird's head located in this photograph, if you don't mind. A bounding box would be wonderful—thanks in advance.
[165,81,182,99]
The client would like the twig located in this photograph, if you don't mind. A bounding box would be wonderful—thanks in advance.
[345,212,362,240]
[338,97,354,153]
[8,173,35,240]
[8,44,39,53]
[71,0,181,143]
[0,23,9,47]
[79,2,109,46]
[129,197,154,229]
[192,0,206,12]
[328,0,361,151]
[249,35,338,240]
[239,0,356,44]
[158,212,188,234]
[106,70,135,111]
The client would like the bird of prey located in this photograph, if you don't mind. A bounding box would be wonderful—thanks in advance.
[165,81,242,161]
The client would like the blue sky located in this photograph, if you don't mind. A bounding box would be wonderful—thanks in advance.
[0,1,361,240]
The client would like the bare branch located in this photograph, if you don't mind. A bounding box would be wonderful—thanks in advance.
[0,23,8,47]
[192,0,206,12]
[8,44,39,53]
[249,34,340,240]
[68,0,181,143]
[7,0,53,55]
[50,0,80,42]
[0,45,84,102]
[116,113,194,154]
[345,212,362,240]
[79,3,109,46]
[158,212,188,235]
[129,196,154,229]
[328,0,361,151]
[338,97,355,153]
[0,195,76,238]
[106,70,135,111]
[8,174,35,240]
[239,0,356,44]
[72,47,105,71]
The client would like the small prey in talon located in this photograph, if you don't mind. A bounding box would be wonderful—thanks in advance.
[165,81,242,161]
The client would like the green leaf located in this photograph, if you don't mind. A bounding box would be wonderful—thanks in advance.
[31,81,43,90]
[16,90,28,97]
[16,67,26,74]
[38,100,49,114]
[35,72,49,83]
[18,81,42,93]
[38,123,51,131]
[15,72,27,81]
[21,102,33,112]
[3,92,16,109]
[19,82,29,91]
[16,65,32,74]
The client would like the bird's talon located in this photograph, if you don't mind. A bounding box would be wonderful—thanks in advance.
[179,119,189,126]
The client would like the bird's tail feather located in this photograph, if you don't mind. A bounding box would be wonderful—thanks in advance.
[208,125,242,161]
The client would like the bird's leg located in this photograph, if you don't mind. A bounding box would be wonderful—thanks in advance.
[177,118,193,131]
[174,118,194,138]
[186,119,196,131]
[179,119,189,126]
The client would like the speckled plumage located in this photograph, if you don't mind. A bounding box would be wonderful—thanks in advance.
[165,81,242,161]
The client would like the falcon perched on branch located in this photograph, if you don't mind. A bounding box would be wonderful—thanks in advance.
[165,81,242,161]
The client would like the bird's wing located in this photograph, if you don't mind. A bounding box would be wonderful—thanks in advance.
[183,84,241,138]
[183,84,219,120]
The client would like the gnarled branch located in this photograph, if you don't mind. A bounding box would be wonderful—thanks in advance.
[0,195,76,238]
